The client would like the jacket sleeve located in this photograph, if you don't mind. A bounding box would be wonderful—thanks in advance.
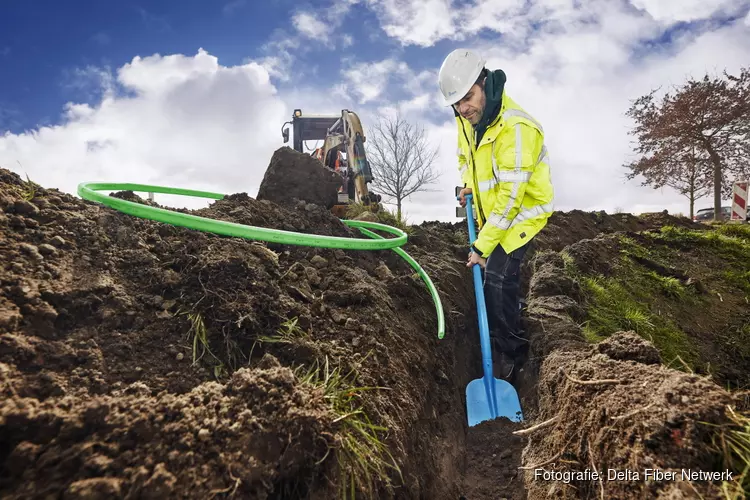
[472,123,544,258]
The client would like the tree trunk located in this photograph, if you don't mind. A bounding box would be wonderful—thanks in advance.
[689,194,695,220]
[705,141,723,221]
[397,199,402,222]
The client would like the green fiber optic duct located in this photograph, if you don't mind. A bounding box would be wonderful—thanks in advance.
[77,182,445,339]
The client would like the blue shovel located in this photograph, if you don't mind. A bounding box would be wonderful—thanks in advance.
[461,193,524,426]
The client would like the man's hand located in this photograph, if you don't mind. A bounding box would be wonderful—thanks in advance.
[458,187,472,208]
[467,250,486,268]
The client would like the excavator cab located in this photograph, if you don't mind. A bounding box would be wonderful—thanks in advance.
[281,108,381,217]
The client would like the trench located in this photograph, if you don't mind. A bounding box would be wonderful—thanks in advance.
[77,180,541,499]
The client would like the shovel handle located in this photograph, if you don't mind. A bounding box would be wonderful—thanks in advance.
[461,195,498,413]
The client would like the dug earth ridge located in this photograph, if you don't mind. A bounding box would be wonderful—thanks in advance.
[1,150,748,498]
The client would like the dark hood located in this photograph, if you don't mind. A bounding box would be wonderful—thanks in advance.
[474,69,506,145]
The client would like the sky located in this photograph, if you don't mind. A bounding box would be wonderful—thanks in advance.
[1,0,750,222]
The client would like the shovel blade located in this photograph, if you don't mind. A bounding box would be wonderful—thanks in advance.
[466,377,523,426]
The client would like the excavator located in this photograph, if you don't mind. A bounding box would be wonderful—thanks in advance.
[281,108,381,217]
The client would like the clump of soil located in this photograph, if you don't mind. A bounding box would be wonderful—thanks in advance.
[525,344,735,499]
[460,419,527,500]
[535,209,705,253]
[257,146,343,209]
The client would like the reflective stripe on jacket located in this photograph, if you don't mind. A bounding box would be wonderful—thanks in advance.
[457,92,554,258]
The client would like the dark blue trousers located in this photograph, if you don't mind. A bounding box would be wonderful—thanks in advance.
[481,242,529,357]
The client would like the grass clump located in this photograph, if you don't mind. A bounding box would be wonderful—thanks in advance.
[296,356,399,499]
[255,317,310,344]
[716,223,750,242]
[175,309,226,379]
[21,174,40,201]
[704,406,750,499]
[647,272,687,299]
[722,270,750,295]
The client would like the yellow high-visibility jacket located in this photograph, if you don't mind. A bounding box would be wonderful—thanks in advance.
[457,91,554,258]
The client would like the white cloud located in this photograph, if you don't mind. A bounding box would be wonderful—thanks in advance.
[291,0,359,47]
[362,0,748,48]
[0,49,288,209]
[254,36,300,82]
[293,12,330,42]
[629,0,742,23]
[340,58,412,103]
[365,0,456,47]
[337,56,438,106]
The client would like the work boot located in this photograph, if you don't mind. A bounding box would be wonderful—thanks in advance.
[493,352,515,380]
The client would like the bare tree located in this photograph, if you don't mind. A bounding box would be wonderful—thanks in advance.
[624,67,750,220]
[365,114,441,221]
[626,140,712,219]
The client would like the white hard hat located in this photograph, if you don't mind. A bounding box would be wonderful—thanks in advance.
[438,49,486,106]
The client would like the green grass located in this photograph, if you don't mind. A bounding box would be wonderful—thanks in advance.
[560,249,576,275]
[716,223,750,242]
[655,226,749,263]
[21,174,40,201]
[704,406,750,499]
[295,356,399,499]
[645,226,750,297]
[578,274,698,367]
[650,273,687,299]
[251,318,400,497]
[571,224,750,376]
[174,308,226,380]
[564,234,701,370]
[722,270,750,295]
[255,317,310,344]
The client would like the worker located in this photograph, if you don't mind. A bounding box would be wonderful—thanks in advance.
[438,49,554,381]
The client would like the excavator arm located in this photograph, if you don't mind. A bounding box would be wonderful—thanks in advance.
[282,109,381,214]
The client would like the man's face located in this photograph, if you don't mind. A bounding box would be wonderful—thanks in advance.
[454,83,485,125]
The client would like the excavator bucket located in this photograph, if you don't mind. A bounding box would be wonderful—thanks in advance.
[281,108,381,218]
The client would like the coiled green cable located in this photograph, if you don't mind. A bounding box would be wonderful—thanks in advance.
[77,182,445,339]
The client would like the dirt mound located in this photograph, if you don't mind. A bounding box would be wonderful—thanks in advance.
[535,209,704,253]
[526,343,735,499]
[257,147,343,209]
[596,331,662,365]
[460,419,527,500]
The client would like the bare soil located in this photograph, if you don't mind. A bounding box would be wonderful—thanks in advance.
[1,148,747,499]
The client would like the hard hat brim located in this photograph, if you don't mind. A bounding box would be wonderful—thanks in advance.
[439,57,484,106]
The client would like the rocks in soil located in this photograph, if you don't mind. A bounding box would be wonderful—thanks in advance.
[256,146,342,209]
